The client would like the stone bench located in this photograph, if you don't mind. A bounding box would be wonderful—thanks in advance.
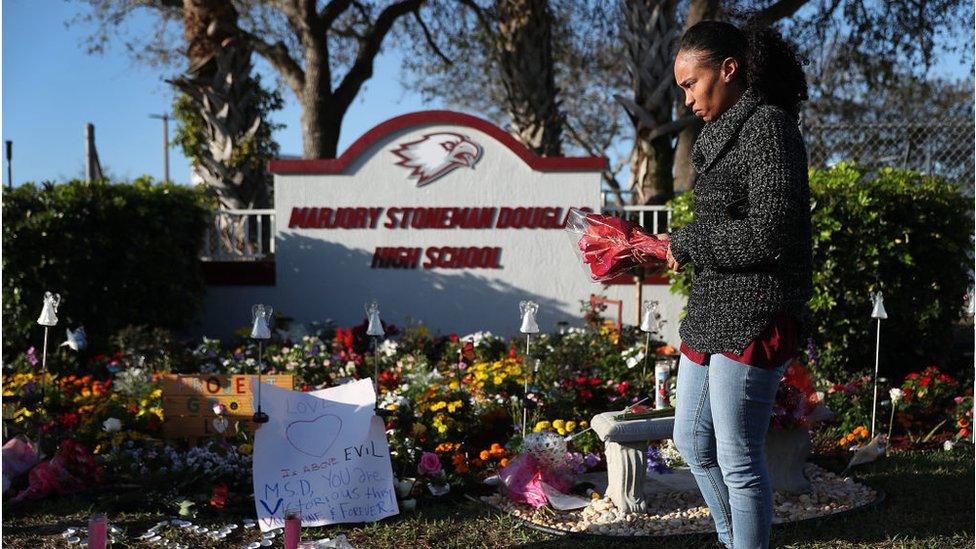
[590,410,675,514]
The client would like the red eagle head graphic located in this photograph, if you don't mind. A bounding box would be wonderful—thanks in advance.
[391,132,483,187]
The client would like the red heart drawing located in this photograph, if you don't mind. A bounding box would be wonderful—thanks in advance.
[285,414,343,458]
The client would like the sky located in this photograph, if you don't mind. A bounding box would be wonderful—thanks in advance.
[1,0,971,187]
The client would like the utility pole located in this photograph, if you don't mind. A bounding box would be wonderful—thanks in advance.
[149,113,170,182]
[5,140,11,190]
[85,123,104,182]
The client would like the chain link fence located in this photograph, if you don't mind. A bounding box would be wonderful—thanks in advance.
[803,119,975,195]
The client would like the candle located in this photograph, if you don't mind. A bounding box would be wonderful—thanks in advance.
[654,362,670,409]
[88,514,107,549]
[284,508,301,549]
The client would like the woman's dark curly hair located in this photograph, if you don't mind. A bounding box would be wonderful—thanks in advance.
[678,19,809,120]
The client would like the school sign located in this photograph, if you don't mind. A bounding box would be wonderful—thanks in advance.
[199,111,684,340]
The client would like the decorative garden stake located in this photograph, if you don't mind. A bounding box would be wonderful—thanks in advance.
[250,304,273,424]
[366,299,385,396]
[36,292,60,374]
[639,300,664,396]
[869,291,888,439]
[519,300,540,438]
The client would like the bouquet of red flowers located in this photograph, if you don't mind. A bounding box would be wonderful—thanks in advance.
[565,207,669,282]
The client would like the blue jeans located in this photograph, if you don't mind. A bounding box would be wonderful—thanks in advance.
[672,351,789,549]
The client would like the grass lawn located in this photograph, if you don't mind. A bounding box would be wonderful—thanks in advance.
[2,447,973,548]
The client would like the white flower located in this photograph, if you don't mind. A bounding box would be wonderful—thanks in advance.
[889,388,904,404]
[102,417,122,433]
[943,440,955,452]
[461,331,497,347]
[625,351,645,369]
[378,339,399,358]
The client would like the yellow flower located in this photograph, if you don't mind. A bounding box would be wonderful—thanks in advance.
[449,381,459,390]
[493,376,504,385]
[447,400,463,413]
[238,443,253,455]
[565,421,577,432]
[552,419,565,430]
[534,421,551,432]
[580,420,589,429]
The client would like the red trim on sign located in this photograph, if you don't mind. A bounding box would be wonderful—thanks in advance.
[603,272,671,285]
[201,261,276,286]
[267,110,607,174]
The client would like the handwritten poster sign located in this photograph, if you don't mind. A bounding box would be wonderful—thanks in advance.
[251,379,398,531]
[160,374,294,438]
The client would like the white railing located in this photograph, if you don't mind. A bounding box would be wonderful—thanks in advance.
[201,209,275,261]
[600,204,673,235]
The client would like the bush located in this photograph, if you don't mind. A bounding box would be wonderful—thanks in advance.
[2,178,211,359]
[667,163,973,381]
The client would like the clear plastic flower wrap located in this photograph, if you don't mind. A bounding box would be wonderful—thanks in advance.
[564,207,669,282]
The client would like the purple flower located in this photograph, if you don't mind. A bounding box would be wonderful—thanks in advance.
[646,445,671,475]
[307,345,320,357]
[583,452,601,468]
[25,347,38,366]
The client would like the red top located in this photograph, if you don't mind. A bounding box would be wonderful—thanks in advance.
[679,310,798,369]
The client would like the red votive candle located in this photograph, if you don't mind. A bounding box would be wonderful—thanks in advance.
[284,508,301,549]
[88,513,108,549]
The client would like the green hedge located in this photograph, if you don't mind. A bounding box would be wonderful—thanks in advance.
[2,178,211,359]
[667,163,973,381]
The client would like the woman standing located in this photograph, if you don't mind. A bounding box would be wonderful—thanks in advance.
[662,20,813,549]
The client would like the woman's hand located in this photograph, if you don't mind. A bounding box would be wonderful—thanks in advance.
[656,233,682,272]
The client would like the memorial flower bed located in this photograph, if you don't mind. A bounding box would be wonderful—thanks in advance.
[2,307,972,517]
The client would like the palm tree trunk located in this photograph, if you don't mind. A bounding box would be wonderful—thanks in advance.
[673,0,722,193]
[171,0,270,210]
[495,0,563,156]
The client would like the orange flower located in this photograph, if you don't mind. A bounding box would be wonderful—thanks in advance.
[479,450,490,460]
[499,458,509,468]
[452,453,469,474]
[436,442,460,453]
[958,418,970,429]
[490,443,503,452]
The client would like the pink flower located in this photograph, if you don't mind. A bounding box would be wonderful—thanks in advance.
[417,452,442,476]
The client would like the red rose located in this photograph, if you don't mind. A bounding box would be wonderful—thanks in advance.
[919,377,931,387]
[449,334,459,343]
[210,484,229,509]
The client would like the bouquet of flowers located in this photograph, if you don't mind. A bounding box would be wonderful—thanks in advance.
[771,362,829,430]
[564,207,669,282]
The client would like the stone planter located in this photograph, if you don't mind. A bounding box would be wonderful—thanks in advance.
[764,427,811,493]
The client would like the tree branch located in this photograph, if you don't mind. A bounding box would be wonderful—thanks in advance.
[333,0,424,110]
[753,0,811,26]
[238,29,306,96]
[320,0,354,28]
[413,9,452,65]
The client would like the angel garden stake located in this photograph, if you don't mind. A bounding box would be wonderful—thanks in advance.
[251,304,273,424]
[519,300,540,438]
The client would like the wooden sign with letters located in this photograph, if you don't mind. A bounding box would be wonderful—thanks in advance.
[161,374,294,439]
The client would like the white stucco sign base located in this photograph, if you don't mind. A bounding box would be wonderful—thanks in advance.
[198,111,686,342]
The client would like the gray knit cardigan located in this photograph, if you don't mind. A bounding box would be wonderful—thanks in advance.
[668,85,813,355]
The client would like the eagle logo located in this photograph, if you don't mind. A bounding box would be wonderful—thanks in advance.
[391,132,483,186]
